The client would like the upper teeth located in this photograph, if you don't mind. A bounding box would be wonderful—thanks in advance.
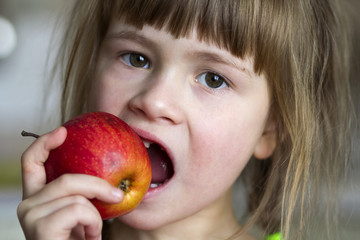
[142,140,151,148]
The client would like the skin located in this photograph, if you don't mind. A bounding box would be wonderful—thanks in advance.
[17,19,276,240]
[90,20,276,239]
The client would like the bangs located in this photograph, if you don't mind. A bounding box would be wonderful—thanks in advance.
[107,0,288,74]
[114,0,244,49]
[108,0,290,75]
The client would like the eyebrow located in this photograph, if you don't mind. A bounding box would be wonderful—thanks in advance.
[106,30,155,48]
[189,51,252,76]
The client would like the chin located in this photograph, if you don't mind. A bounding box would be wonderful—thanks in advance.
[117,210,173,230]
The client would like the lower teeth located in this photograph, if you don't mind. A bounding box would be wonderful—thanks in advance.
[150,183,162,188]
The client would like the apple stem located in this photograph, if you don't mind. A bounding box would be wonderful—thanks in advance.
[21,130,40,139]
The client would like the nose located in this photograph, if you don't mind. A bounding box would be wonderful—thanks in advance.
[128,72,184,125]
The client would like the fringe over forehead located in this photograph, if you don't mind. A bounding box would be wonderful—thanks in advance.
[101,0,290,75]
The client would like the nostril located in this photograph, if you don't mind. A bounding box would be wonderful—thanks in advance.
[128,97,149,118]
[129,95,181,124]
[158,116,176,124]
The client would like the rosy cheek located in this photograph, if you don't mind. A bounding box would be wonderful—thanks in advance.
[190,125,239,165]
[89,75,124,114]
[189,114,262,174]
[184,127,250,197]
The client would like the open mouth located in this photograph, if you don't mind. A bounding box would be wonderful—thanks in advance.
[142,140,174,189]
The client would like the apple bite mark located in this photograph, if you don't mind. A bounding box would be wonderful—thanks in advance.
[142,139,174,189]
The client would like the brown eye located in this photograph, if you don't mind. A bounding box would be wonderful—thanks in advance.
[122,53,150,69]
[196,72,228,89]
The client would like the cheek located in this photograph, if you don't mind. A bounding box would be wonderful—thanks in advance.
[181,126,250,202]
[190,122,253,177]
[187,104,269,188]
[88,71,131,114]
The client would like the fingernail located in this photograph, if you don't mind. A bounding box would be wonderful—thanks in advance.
[112,188,123,200]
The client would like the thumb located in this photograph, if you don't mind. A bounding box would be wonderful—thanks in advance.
[21,127,67,199]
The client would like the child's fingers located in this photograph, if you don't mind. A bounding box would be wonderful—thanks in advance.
[30,174,124,206]
[45,204,102,240]
[21,127,67,199]
[18,195,96,224]
[17,174,122,240]
[20,196,102,240]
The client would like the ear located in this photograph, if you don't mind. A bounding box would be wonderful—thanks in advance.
[253,117,277,160]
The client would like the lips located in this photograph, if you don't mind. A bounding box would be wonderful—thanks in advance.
[142,139,174,189]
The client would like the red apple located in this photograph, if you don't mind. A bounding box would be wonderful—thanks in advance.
[45,111,152,219]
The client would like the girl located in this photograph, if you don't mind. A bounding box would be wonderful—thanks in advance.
[17,0,353,239]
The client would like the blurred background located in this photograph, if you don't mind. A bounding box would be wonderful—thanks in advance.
[0,0,359,239]
[0,0,68,238]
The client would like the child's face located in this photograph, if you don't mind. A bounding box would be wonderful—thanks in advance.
[88,19,274,229]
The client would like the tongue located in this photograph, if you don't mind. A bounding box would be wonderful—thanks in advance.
[147,144,173,183]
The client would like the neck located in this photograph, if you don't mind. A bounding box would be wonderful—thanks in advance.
[110,189,255,240]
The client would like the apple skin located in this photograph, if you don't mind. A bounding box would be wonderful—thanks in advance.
[45,112,152,220]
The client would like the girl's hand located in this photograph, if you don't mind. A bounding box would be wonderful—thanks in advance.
[17,127,124,240]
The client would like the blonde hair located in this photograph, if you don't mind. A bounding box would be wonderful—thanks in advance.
[54,0,353,239]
